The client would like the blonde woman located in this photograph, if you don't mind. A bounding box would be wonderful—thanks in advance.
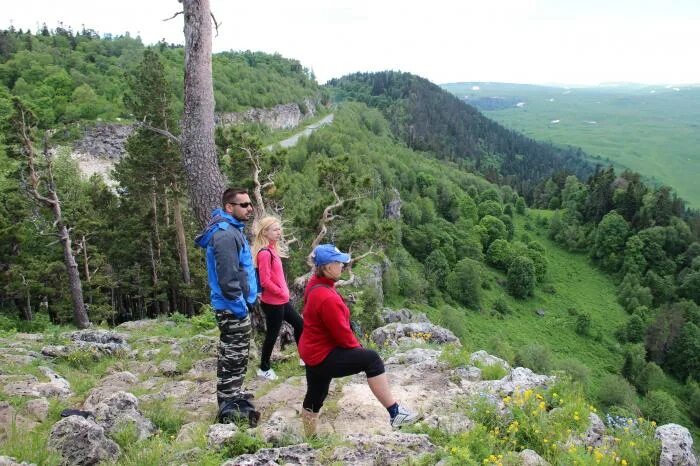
[252,216,303,380]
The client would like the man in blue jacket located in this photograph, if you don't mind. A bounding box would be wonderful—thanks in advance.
[195,187,259,425]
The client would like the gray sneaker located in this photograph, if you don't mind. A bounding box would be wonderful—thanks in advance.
[390,404,421,428]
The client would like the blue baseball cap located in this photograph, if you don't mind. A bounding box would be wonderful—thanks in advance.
[313,244,351,266]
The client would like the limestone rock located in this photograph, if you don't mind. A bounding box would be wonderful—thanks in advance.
[93,391,155,440]
[490,367,554,396]
[175,422,201,444]
[40,345,71,358]
[206,423,239,449]
[223,443,316,466]
[158,360,180,377]
[217,100,318,130]
[583,412,606,448]
[423,411,474,434]
[385,348,442,365]
[381,308,429,324]
[82,371,138,411]
[655,424,697,466]
[371,322,460,347]
[25,398,49,422]
[186,357,216,380]
[0,456,36,466]
[0,402,37,441]
[70,329,130,355]
[469,350,511,371]
[453,366,482,382]
[261,407,303,446]
[115,319,161,331]
[331,432,435,465]
[520,449,550,465]
[3,368,71,399]
[48,415,120,466]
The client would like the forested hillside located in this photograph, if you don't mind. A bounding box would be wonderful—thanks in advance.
[328,71,593,200]
[0,26,323,128]
[0,27,698,455]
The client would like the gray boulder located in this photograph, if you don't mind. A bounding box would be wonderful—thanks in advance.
[583,412,606,448]
[82,371,138,411]
[453,366,482,382]
[48,415,120,466]
[223,443,316,466]
[492,367,554,395]
[207,423,239,449]
[371,322,460,347]
[0,456,36,466]
[93,391,155,440]
[385,348,442,365]
[261,407,302,446]
[469,350,511,371]
[520,449,550,465]
[70,329,130,355]
[655,424,697,466]
[380,308,429,324]
[331,432,435,465]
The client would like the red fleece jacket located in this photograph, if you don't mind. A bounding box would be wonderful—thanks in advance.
[257,245,290,305]
[298,275,360,366]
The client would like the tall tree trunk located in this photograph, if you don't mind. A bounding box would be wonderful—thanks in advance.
[10,99,90,329]
[181,0,226,228]
[172,194,195,315]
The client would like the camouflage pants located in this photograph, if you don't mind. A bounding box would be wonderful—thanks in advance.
[215,312,251,403]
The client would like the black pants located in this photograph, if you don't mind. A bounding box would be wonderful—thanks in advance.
[260,301,303,371]
[303,347,385,413]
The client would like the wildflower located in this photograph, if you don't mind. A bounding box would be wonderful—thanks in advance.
[536,393,544,400]
[621,460,628,466]
[539,401,546,410]
[651,421,656,427]
[553,392,559,398]
[543,438,549,443]
[628,441,635,447]
[574,414,580,421]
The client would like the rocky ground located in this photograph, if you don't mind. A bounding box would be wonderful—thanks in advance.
[0,309,697,465]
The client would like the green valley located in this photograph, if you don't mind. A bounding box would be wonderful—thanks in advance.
[442,82,700,208]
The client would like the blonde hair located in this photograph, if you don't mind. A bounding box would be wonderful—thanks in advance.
[252,215,289,265]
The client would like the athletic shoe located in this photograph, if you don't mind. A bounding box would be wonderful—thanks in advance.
[257,368,278,380]
[390,404,421,428]
[299,358,306,367]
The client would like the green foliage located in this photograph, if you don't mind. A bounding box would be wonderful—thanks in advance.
[555,358,591,387]
[140,398,187,436]
[641,390,681,424]
[220,431,271,458]
[598,374,636,409]
[446,258,482,309]
[575,312,592,336]
[492,297,512,316]
[507,255,536,298]
[515,344,552,374]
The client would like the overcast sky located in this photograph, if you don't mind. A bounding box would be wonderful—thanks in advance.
[4,0,700,86]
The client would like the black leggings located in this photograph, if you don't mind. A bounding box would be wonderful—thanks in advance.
[260,301,303,371]
[303,347,385,413]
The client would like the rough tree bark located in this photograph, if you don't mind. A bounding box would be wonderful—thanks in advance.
[181,0,226,228]
[11,99,90,328]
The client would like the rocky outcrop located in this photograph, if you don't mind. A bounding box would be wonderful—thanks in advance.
[223,444,316,466]
[380,308,429,324]
[469,350,511,371]
[520,449,550,465]
[655,424,698,466]
[217,99,318,130]
[371,322,460,347]
[48,415,120,465]
[72,123,134,159]
[331,432,436,465]
[93,391,155,441]
[0,456,36,466]
[1,367,72,399]
[82,371,138,411]
[207,423,240,449]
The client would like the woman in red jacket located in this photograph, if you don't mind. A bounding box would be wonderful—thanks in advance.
[252,216,303,381]
[298,244,420,435]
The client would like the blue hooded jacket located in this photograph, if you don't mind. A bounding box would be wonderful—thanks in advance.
[194,208,258,317]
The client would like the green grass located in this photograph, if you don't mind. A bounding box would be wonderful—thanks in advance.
[442,82,700,207]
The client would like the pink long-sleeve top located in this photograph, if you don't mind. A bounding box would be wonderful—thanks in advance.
[257,244,290,305]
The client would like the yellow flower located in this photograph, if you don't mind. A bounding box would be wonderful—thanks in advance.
[553,392,559,398]
[629,441,636,447]
[651,421,656,426]
[574,414,580,421]
[621,460,628,466]
[539,401,546,410]
[543,438,549,443]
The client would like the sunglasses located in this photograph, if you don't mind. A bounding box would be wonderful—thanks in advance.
[229,202,253,208]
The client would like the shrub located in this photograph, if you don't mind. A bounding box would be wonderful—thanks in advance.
[636,362,665,395]
[485,336,515,365]
[515,343,552,374]
[597,374,636,408]
[641,390,680,424]
[492,298,512,316]
[575,313,592,336]
[507,256,536,299]
[556,358,591,387]
[477,363,508,380]
[446,258,482,309]
[221,432,271,457]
